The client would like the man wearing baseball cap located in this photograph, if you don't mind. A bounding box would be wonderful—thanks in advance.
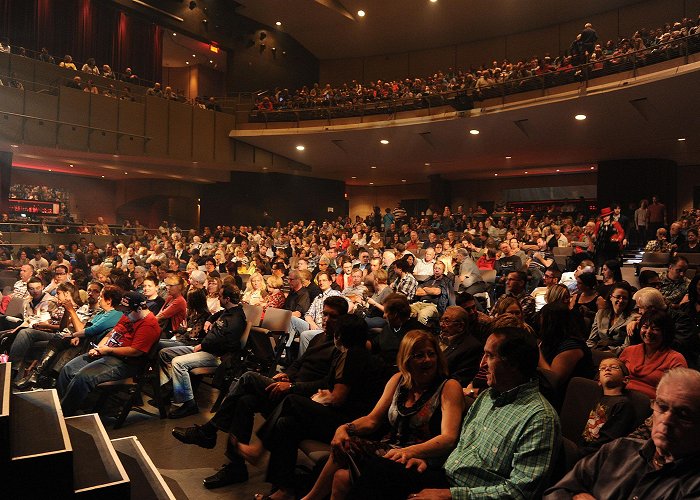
[58,290,161,416]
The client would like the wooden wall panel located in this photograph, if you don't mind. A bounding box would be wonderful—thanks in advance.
[24,92,58,148]
[117,99,146,155]
[507,25,559,63]
[168,102,192,159]
[0,87,24,144]
[619,0,684,35]
[409,47,456,78]
[144,95,168,156]
[192,108,215,162]
[363,53,410,83]
[89,95,119,153]
[57,87,89,151]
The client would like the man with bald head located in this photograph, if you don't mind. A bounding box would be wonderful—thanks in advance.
[545,367,700,498]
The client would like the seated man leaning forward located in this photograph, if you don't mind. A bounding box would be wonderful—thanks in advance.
[57,291,160,417]
[158,284,247,419]
[358,326,561,500]
[545,367,700,499]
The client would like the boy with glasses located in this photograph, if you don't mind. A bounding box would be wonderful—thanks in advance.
[577,358,635,457]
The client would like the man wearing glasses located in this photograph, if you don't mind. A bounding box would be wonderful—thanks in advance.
[545,367,700,498]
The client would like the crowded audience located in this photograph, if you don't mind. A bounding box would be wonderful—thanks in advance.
[0,194,698,497]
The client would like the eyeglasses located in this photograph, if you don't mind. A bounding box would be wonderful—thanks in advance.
[439,318,462,325]
[650,399,696,426]
[610,295,628,301]
[410,351,437,361]
[598,365,623,372]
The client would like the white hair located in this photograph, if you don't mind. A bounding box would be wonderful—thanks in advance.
[657,367,700,397]
[633,287,667,310]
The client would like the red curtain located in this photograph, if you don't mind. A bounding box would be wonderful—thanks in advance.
[1,0,162,83]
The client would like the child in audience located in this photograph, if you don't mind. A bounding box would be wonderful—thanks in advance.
[577,357,635,456]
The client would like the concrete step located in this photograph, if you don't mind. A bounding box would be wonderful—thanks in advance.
[111,436,176,500]
[65,413,130,499]
[10,389,73,497]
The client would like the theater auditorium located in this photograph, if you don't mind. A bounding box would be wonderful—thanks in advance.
[1,0,699,498]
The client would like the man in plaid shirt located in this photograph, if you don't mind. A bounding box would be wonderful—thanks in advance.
[355,327,560,499]
[390,258,418,301]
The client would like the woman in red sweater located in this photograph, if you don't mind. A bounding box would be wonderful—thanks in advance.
[619,310,686,398]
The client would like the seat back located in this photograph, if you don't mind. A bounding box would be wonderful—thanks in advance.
[639,252,671,267]
[5,296,25,317]
[559,377,602,442]
[260,307,292,332]
[591,349,616,367]
[552,247,573,257]
[242,303,263,327]
[480,269,497,284]
[675,253,700,267]
[627,389,652,429]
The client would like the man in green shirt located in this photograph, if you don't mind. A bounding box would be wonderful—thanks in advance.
[408,327,561,499]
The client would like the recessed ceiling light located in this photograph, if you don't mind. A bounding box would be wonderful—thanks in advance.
[262,167,268,170]
[505,156,512,159]
[101,175,105,178]
[424,162,430,166]
[469,129,479,135]
[351,176,357,179]
[357,10,365,17]
[370,166,377,169]
[430,0,438,2]
[590,166,595,170]
[678,138,686,141]
[172,33,176,36]
[10,144,18,148]
[48,169,52,172]
[112,154,119,158]
[380,139,389,144]
[69,164,74,167]
[192,54,196,58]
[275,21,282,26]
[209,60,213,64]
[575,114,587,121]
[556,169,560,172]
[186,61,189,65]
[369,182,374,185]
[494,173,498,176]
[401,179,407,182]
[524,171,528,174]
[296,145,305,151]
[124,172,128,175]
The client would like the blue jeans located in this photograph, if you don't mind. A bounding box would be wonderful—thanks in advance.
[298,329,323,357]
[9,327,58,367]
[288,316,310,346]
[158,345,219,404]
[58,354,139,417]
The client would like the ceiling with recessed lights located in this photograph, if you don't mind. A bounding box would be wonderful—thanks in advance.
[234,0,648,60]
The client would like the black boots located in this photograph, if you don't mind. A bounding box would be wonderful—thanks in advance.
[15,349,56,390]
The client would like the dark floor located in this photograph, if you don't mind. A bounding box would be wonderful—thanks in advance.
[105,385,276,500]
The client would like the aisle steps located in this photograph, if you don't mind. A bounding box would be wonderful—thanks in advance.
[0,362,175,499]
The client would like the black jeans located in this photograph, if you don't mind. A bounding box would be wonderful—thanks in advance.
[257,394,345,489]
[349,454,450,500]
[210,371,278,464]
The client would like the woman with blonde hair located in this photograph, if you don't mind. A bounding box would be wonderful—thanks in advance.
[242,272,267,306]
[264,275,286,311]
[302,329,463,500]
[206,277,223,314]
